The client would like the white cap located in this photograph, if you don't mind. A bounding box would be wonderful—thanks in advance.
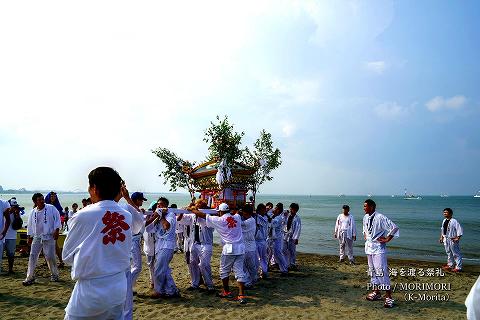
[217,203,230,212]
[9,199,19,206]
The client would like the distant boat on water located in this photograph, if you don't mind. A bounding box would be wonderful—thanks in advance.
[440,193,449,198]
[404,188,422,200]
[474,191,480,198]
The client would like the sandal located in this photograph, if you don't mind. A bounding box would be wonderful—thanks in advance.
[217,290,233,298]
[366,291,382,301]
[22,278,35,286]
[384,297,394,308]
[234,295,247,304]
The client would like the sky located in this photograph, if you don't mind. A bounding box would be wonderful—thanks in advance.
[1,0,479,196]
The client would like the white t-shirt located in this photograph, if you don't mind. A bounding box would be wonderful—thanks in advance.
[0,200,11,242]
[206,213,244,255]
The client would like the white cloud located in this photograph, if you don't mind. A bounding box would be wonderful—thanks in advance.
[267,78,322,105]
[281,122,296,137]
[365,61,387,74]
[374,101,412,119]
[426,95,467,112]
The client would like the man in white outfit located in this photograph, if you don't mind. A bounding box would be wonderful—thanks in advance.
[178,207,216,292]
[126,192,147,287]
[334,205,356,264]
[254,203,269,279]
[143,203,157,288]
[363,199,399,308]
[240,205,258,287]
[23,193,61,285]
[283,203,301,270]
[145,197,180,298]
[193,203,247,304]
[62,167,132,320]
[267,203,289,276]
[439,207,463,272]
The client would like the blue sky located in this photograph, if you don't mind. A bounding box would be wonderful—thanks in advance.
[0,0,479,195]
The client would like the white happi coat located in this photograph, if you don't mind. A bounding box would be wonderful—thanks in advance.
[27,204,61,239]
[441,218,463,239]
[143,210,156,256]
[334,214,356,240]
[177,213,214,248]
[206,213,244,255]
[145,209,177,251]
[283,214,301,242]
[241,217,257,252]
[362,212,399,255]
[62,200,132,318]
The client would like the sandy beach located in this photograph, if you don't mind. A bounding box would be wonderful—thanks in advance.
[1,247,478,320]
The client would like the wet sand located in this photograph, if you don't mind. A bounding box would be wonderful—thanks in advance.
[1,247,478,320]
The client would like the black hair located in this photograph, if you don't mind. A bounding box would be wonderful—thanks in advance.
[275,202,284,212]
[32,193,43,203]
[170,203,178,208]
[72,203,78,207]
[242,204,254,215]
[443,207,453,215]
[88,167,122,201]
[342,204,350,210]
[256,203,266,213]
[364,199,376,210]
[290,203,299,211]
[266,202,273,207]
[158,197,169,206]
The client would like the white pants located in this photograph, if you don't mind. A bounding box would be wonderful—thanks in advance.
[153,248,178,295]
[220,254,247,283]
[367,253,390,288]
[175,233,184,251]
[130,234,142,285]
[26,237,58,280]
[123,270,133,320]
[282,239,297,267]
[338,231,354,261]
[65,271,126,319]
[146,255,155,286]
[244,250,258,285]
[444,238,463,269]
[188,243,214,288]
[256,240,268,276]
[268,238,288,273]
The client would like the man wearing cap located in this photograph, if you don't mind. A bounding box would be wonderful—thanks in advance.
[334,204,356,264]
[192,203,248,304]
[0,198,12,274]
[4,198,24,273]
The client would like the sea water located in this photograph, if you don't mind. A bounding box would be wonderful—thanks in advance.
[4,193,479,264]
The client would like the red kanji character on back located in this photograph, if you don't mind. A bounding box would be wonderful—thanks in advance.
[226,216,237,229]
[101,211,130,245]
